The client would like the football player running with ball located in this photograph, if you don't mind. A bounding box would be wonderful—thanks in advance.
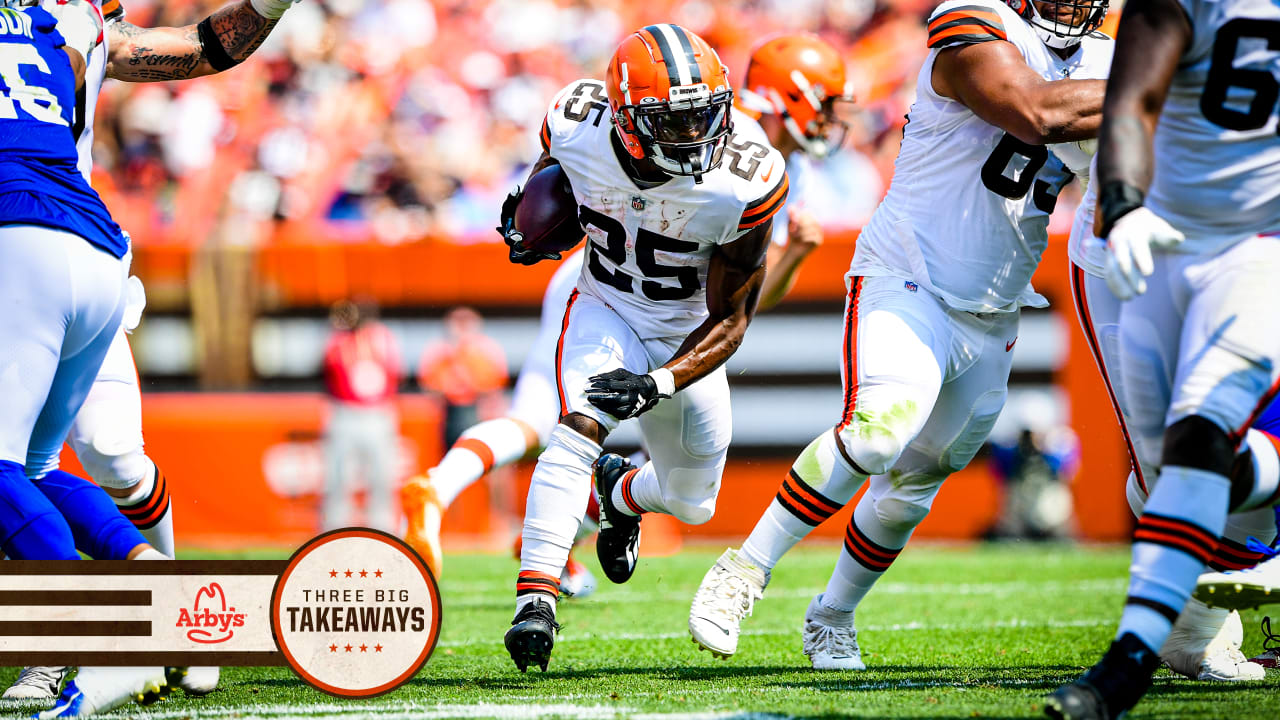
[689,0,1111,668]
[399,33,851,589]
[499,24,787,673]
[1047,0,1280,715]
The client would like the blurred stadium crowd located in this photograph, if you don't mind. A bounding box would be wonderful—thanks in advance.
[94,0,937,246]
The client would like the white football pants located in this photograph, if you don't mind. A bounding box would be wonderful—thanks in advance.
[0,226,127,478]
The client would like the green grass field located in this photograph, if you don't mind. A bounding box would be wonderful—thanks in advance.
[2,543,1276,719]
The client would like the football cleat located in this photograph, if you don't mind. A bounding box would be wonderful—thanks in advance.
[176,666,219,696]
[1044,633,1158,720]
[1160,597,1264,681]
[504,598,559,673]
[593,454,641,584]
[1250,616,1279,670]
[560,554,597,599]
[1194,553,1280,610]
[802,594,865,670]
[688,548,767,658]
[36,667,179,719]
[2,666,65,702]
[401,473,444,579]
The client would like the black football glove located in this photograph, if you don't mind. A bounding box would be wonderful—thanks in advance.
[586,368,671,420]
[498,188,561,266]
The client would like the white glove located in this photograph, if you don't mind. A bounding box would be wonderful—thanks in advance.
[1048,138,1097,178]
[1104,206,1185,300]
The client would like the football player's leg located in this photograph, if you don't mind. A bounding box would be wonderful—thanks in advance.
[0,226,124,561]
[66,332,175,558]
[1108,241,1280,708]
[362,407,398,533]
[508,293,637,671]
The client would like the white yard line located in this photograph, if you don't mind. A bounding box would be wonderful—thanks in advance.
[116,702,773,720]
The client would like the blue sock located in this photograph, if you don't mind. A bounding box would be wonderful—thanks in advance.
[35,470,148,560]
[0,460,79,560]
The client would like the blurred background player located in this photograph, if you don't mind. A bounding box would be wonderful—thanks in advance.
[321,299,403,533]
[500,24,786,673]
[401,33,848,585]
[1047,0,1280,713]
[417,307,508,448]
[689,0,1110,668]
[3,0,297,704]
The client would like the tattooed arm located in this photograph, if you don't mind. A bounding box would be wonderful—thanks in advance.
[105,0,285,82]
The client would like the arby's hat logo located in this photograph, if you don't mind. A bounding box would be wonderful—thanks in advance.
[177,582,246,644]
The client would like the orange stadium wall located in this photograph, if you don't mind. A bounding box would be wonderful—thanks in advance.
[102,234,1134,549]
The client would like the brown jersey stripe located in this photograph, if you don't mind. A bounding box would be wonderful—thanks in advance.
[927,10,1004,33]
[540,116,551,153]
[554,290,580,418]
[738,176,789,230]
[929,24,1008,49]
[744,172,789,214]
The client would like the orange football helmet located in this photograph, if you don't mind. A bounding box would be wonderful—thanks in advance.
[606,24,733,183]
[739,34,853,158]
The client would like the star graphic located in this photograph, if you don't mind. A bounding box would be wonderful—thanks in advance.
[359,569,368,578]
[329,644,338,653]
[344,644,353,653]
[344,569,353,578]
[374,644,383,653]
[360,644,368,653]
[329,569,338,578]
[374,569,383,578]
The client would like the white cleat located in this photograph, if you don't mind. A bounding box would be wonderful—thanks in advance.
[2,666,65,702]
[37,667,174,718]
[1195,554,1280,610]
[176,666,220,696]
[803,594,865,671]
[1161,597,1265,681]
[688,548,768,659]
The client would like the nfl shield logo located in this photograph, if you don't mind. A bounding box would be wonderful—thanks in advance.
[631,196,646,211]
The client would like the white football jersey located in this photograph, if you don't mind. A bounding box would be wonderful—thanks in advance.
[43,0,122,179]
[849,0,1111,313]
[1146,0,1280,251]
[541,79,788,340]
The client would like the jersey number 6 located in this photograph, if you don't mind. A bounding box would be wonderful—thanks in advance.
[1200,19,1280,133]
[580,205,701,301]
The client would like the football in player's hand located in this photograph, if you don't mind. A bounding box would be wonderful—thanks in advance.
[515,164,584,257]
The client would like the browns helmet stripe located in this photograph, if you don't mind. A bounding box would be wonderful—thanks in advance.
[643,24,690,88]
[670,24,703,84]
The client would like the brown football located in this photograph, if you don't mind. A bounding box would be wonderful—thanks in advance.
[515,164,584,256]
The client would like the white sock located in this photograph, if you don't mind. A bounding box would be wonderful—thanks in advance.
[820,491,912,612]
[433,418,536,507]
[741,432,865,571]
[610,464,648,517]
[517,424,599,602]
[113,460,175,558]
[133,548,170,560]
[1120,466,1230,652]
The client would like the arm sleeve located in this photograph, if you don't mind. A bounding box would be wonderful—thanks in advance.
[927,3,1009,49]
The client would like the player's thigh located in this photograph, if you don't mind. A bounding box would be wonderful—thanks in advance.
[908,312,1017,477]
[1170,237,1280,437]
[836,276,948,474]
[0,227,71,465]
[66,329,147,487]
[1118,256,1183,467]
[556,291,648,433]
[26,235,127,479]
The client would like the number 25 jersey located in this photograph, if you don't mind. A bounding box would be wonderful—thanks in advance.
[1148,0,1280,252]
[540,79,788,340]
[850,0,1111,313]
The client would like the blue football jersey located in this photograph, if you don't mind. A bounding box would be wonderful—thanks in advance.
[0,5,126,258]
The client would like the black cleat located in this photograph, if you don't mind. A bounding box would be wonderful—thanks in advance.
[1045,633,1159,720]
[504,598,559,672]
[593,453,641,584]
[1044,679,1109,720]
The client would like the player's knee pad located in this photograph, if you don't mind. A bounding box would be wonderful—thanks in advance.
[0,461,79,560]
[836,422,906,477]
[872,492,931,534]
[76,428,148,490]
[1163,415,1234,476]
[35,470,148,559]
[659,466,722,525]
